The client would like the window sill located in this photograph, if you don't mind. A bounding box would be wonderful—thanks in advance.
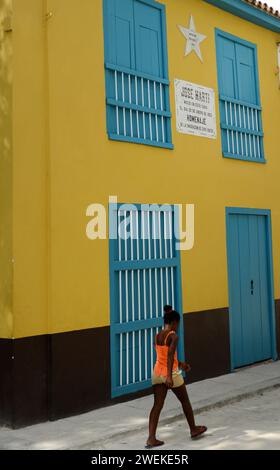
[108,133,174,150]
[223,152,266,164]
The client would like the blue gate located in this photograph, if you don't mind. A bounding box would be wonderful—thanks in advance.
[109,203,184,398]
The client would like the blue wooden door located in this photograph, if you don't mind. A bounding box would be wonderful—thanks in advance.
[109,204,184,398]
[226,209,275,369]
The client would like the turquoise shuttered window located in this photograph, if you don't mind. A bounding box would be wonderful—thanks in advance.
[103,0,173,149]
[215,29,265,163]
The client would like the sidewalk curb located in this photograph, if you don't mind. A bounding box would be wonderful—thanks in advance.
[75,377,280,450]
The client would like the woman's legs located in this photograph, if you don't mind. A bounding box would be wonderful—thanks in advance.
[171,385,207,438]
[147,384,168,447]
[171,384,195,429]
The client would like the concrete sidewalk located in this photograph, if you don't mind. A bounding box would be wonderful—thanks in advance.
[0,361,280,450]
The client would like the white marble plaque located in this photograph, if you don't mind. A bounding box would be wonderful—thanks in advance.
[175,79,217,139]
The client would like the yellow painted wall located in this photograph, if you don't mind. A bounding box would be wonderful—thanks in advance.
[12,0,49,337]
[0,0,13,338]
[6,0,280,338]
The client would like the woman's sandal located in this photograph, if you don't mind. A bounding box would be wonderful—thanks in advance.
[191,426,208,439]
[145,439,165,449]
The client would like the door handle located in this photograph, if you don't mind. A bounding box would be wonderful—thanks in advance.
[251,280,254,295]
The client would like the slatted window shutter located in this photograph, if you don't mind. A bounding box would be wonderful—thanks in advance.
[103,0,173,149]
[216,29,265,163]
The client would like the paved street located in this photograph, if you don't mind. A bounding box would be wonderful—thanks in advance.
[0,361,280,450]
[92,388,280,450]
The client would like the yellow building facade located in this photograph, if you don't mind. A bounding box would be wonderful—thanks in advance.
[0,0,280,427]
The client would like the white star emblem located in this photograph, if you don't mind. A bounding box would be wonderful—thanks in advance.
[178,15,206,63]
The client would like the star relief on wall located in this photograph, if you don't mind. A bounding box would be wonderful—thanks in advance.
[178,15,207,63]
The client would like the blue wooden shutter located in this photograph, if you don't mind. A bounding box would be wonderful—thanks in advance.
[218,36,238,100]
[104,0,135,67]
[104,0,135,137]
[134,1,163,77]
[217,36,238,156]
[103,0,173,149]
[215,29,265,162]
[235,43,257,104]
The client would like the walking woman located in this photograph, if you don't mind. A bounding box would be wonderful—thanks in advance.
[146,306,207,448]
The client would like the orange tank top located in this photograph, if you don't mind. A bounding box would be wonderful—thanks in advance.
[154,331,179,377]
